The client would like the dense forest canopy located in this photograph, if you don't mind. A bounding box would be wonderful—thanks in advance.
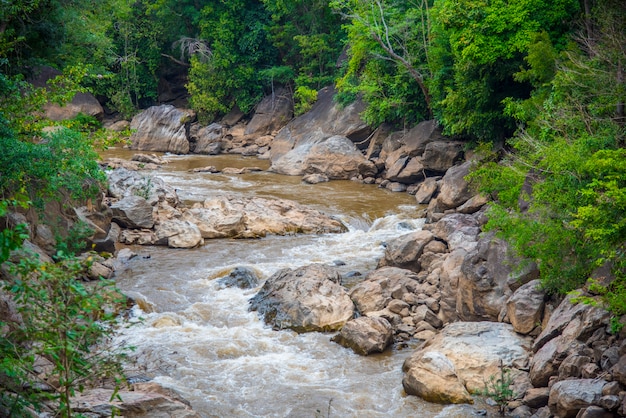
[0,0,625,414]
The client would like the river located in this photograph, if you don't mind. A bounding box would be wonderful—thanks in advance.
[106,150,483,418]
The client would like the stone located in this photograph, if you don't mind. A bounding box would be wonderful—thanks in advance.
[331,316,393,355]
[302,173,330,184]
[414,177,440,204]
[523,387,550,409]
[217,267,260,289]
[428,213,481,252]
[130,105,192,153]
[412,305,443,329]
[349,267,421,315]
[403,322,532,404]
[575,406,615,418]
[110,196,154,229]
[384,153,426,183]
[421,141,464,173]
[131,153,167,165]
[270,86,371,162]
[434,161,474,210]
[613,355,626,386]
[457,194,489,214]
[244,87,293,136]
[506,279,546,335]
[249,264,355,332]
[155,220,203,248]
[377,230,435,272]
[530,335,577,387]
[558,353,592,379]
[271,135,377,179]
[191,123,223,155]
[548,379,606,418]
[597,395,620,411]
[106,168,179,207]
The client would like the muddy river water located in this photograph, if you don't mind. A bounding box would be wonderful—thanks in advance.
[105,149,482,418]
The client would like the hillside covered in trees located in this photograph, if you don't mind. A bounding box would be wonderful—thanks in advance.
[0,0,625,415]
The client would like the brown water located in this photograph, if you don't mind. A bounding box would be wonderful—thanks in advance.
[106,149,484,418]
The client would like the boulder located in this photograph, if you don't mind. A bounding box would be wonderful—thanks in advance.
[384,152,426,183]
[30,66,104,121]
[529,335,580,387]
[428,213,481,253]
[432,161,474,211]
[106,169,179,207]
[249,264,355,332]
[421,141,465,173]
[155,220,203,248]
[612,355,626,386]
[269,86,370,162]
[380,120,444,160]
[506,279,546,335]
[402,322,532,404]
[190,123,223,155]
[548,379,606,418]
[377,230,436,272]
[130,105,192,153]
[456,233,538,321]
[331,316,393,355]
[414,177,440,205]
[349,267,423,315]
[110,196,154,229]
[217,267,260,289]
[71,386,200,418]
[271,135,376,179]
[244,87,293,137]
[131,153,167,165]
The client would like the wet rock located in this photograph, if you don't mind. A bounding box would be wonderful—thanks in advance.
[131,153,167,165]
[107,168,179,207]
[218,267,260,289]
[349,267,423,315]
[302,173,329,184]
[155,220,203,248]
[331,316,393,355]
[506,279,546,335]
[110,196,154,229]
[188,166,219,173]
[130,105,193,153]
[403,322,531,404]
[548,379,606,418]
[119,229,157,245]
[377,230,435,272]
[249,264,355,332]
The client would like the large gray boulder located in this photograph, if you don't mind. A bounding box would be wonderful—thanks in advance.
[110,196,154,229]
[432,161,474,211]
[244,87,293,137]
[377,230,436,272]
[131,105,192,153]
[106,168,179,207]
[331,316,393,355]
[155,220,203,248]
[505,279,546,335]
[548,379,606,418]
[402,322,531,404]
[269,86,371,162]
[270,135,376,179]
[190,123,223,155]
[249,264,355,332]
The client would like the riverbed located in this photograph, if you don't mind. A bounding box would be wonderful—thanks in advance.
[106,150,483,418]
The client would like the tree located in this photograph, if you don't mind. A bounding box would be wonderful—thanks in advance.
[332,0,433,126]
[428,0,579,141]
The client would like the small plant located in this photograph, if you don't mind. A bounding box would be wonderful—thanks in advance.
[294,85,318,115]
[481,360,515,416]
[133,177,153,200]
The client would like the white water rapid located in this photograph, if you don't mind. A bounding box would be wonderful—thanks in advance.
[108,151,483,418]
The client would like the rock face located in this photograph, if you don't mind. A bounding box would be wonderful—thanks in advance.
[130,105,193,153]
[270,135,376,179]
[244,87,293,137]
[402,322,532,404]
[249,264,355,332]
[269,86,372,177]
[331,316,393,355]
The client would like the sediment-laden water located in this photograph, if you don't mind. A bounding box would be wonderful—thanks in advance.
[107,150,481,417]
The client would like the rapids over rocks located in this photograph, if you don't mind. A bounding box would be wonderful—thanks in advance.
[107,150,481,417]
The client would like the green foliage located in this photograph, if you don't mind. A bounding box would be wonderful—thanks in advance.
[429,0,579,141]
[468,0,626,308]
[1,253,128,416]
[55,221,95,257]
[294,85,319,115]
[480,361,515,416]
[332,0,433,127]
